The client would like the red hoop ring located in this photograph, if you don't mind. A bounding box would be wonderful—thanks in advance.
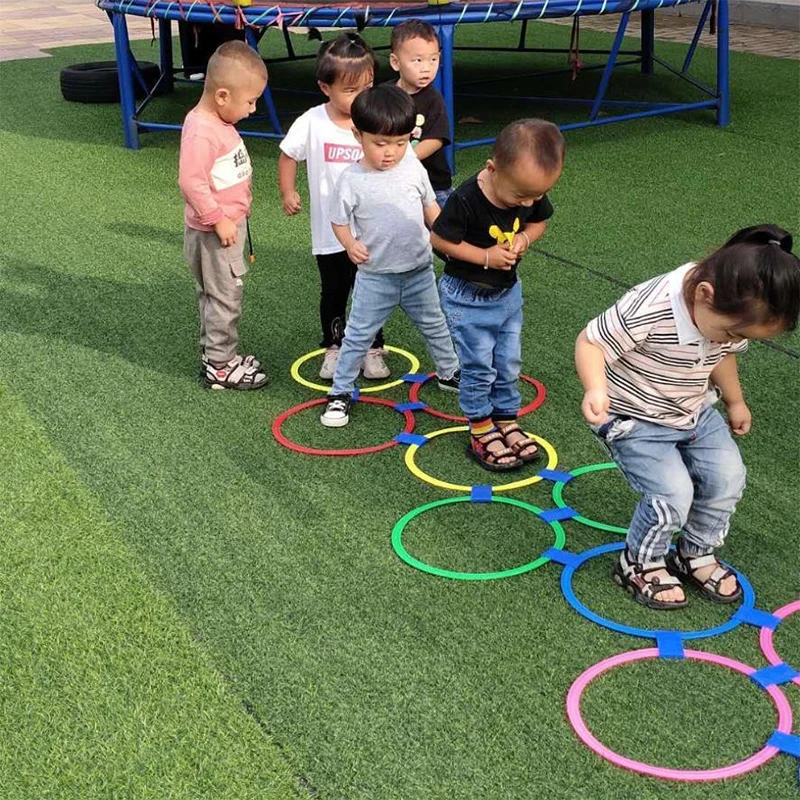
[272,396,416,457]
[408,373,546,423]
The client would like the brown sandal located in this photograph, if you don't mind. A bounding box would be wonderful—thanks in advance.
[466,430,523,473]
[497,422,540,464]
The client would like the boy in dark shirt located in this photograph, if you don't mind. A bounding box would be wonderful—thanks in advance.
[389,20,453,206]
[431,119,565,471]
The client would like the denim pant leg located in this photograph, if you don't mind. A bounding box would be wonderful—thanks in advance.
[490,280,523,419]
[602,417,696,563]
[439,274,498,420]
[330,271,399,396]
[400,266,459,380]
[435,187,455,208]
[677,406,747,557]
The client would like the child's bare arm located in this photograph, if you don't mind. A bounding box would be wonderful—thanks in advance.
[575,329,610,425]
[414,139,443,160]
[423,202,441,229]
[277,153,302,215]
[430,232,517,271]
[710,354,751,435]
[511,221,547,258]
[332,222,369,265]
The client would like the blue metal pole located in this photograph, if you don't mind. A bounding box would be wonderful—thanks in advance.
[437,24,456,175]
[590,12,629,121]
[111,11,138,149]
[681,0,712,74]
[158,17,174,93]
[640,9,654,74]
[717,0,730,126]
[245,27,283,136]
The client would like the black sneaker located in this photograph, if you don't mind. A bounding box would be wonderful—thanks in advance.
[320,394,351,427]
[437,369,461,393]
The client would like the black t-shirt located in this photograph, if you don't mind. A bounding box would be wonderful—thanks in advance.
[386,82,452,191]
[432,173,554,289]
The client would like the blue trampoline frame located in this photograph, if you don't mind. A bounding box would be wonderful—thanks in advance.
[97,0,729,166]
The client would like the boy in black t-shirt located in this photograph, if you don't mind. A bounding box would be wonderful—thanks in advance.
[389,20,453,206]
[431,119,565,472]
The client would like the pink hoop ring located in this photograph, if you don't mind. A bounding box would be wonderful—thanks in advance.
[272,396,415,457]
[760,600,800,688]
[567,647,793,782]
[408,373,546,423]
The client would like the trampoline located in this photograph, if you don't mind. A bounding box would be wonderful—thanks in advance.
[95,0,730,163]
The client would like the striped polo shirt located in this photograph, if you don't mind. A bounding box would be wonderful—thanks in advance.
[586,263,748,430]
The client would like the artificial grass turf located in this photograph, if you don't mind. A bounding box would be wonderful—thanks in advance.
[0,18,799,800]
[0,386,304,799]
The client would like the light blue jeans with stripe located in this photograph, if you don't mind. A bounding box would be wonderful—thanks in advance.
[596,406,747,564]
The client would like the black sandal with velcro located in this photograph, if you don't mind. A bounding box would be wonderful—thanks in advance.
[612,549,688,611]
[666,550,742,604]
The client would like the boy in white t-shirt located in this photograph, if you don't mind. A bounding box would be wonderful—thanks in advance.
[278,34,390,380]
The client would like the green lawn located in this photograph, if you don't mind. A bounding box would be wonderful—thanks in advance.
[0,18,797,800]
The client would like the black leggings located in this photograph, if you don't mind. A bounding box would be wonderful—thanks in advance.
[316,250,384,348]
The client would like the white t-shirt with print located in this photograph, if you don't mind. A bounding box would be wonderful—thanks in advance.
[279,104,363,256]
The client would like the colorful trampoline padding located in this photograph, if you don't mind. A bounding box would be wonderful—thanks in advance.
[404,425,558,493]
[566,647,794,782]
[407,372,546,423]
[759,600,800,688]
[391,495,566,580]
[272,395,415,456]
[290,345,420,394]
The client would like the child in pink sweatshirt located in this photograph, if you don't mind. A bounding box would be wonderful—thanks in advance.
[179,41,269,390]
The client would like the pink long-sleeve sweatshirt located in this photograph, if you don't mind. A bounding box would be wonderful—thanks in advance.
[178,107,253,232]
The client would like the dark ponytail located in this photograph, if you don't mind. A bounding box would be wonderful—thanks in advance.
[315,33,378,85]
[687,224,800,331]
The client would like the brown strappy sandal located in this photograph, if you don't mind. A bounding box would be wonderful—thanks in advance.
[496,422,540,464]
[466,430,523,473]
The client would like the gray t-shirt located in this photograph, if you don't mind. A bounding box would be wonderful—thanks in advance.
[329,155,436,273]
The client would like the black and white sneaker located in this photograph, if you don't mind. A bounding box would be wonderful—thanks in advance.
[437,369,461,393]
[320,394,351,427]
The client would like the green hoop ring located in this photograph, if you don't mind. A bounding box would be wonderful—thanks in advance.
[551,462,628,534]
[290,345,420,394]
[392,496,567,581]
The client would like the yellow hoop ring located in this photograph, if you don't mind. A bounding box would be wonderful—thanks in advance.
[290,346,421,394]
[404,425,558,493]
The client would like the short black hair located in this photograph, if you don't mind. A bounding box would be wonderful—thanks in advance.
[391,19,439,52]
[687,224,800,331]
[351,84,416,136]
[493,118,565,174]
[316,33,377,86]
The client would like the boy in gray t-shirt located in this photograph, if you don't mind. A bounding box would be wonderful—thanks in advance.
[321,84,460,427]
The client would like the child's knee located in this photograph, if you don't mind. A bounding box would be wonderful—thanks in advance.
[649,478,694,530]
[702,457,747,505]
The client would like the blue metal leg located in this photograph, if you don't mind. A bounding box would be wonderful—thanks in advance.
[641,9,654,74]
[717,0,730,125]
[245,27,283,135]
[590,12,629,122]
[437,24,456,175]
[111,11,138,149]
[158,18,174,93]
[681,0,713,74]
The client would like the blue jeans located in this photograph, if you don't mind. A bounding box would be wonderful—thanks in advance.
[330,265,459,396]
[595,406,747,563]
[435,187,454,208]
[438,273,523,421]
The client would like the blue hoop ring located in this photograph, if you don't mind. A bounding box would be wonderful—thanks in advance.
[560,541,756,643]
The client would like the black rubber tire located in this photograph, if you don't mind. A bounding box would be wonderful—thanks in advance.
[60,61,163,104]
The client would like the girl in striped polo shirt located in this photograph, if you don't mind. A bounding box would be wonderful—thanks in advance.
[575,225,799,610]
